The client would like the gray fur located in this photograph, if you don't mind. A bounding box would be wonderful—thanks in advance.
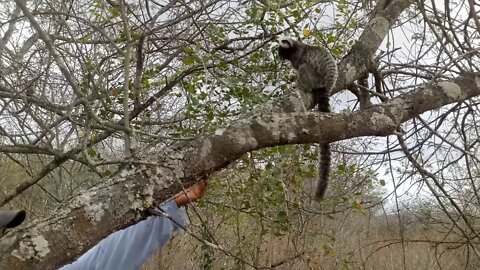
[277,38,338,200]
[277,38,337,108]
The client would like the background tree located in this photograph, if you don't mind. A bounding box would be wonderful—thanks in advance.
[0,0,480,269]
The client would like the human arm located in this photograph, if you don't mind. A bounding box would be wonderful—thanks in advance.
[59,180,207,270]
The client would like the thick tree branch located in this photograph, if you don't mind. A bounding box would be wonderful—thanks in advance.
[184,73,480,177]
[333,0,411,94]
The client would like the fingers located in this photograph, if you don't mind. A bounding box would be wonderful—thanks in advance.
[197,179,207,190]
[172,178,208,206]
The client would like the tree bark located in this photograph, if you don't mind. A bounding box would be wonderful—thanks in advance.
[332,0,412,94]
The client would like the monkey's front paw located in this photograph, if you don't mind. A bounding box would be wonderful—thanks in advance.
[287,70,297,82]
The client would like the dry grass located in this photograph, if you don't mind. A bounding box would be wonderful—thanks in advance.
[142,211,471,270]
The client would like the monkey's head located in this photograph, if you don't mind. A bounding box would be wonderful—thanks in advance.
[277,37,301,63]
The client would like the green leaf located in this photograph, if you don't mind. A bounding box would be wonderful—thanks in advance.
[183,56,195,65]
[184,47,194,54]
[379,179,386,186]
[291,10,301,20]
[102,169,112,176]
[107,7,120,17]
[276,210,287,221]
[352,201,365,215]
[265,163,273,171]
[87,148,97,157]
[141,77,150,87]
[338,164,345,174]
[79,34,92,44]
[327,33,337,43]
[186,83,195,94]
[218,60,228,70]
[323,243,331,253]
[352,200,362,210]
[348,165,356,174]
[206,110,214,121]
[199,92,207,100]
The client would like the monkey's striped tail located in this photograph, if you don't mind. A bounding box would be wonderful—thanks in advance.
[312,87,331,200]
[316,143,331,199]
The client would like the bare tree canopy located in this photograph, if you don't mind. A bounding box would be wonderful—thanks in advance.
[1,0,480,269]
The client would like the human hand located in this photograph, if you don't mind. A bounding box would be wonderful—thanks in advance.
[174,180,207,207]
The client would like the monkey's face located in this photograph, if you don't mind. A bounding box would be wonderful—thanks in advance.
[277,38,297,61]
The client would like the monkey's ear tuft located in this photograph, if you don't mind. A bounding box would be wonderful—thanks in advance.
[277,37,294,48]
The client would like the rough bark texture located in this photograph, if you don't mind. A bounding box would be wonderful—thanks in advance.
[332,0,412,95]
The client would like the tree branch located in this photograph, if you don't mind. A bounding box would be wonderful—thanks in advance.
[333,0,412,94]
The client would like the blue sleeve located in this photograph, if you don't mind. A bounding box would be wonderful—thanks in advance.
[59,200,188,270]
